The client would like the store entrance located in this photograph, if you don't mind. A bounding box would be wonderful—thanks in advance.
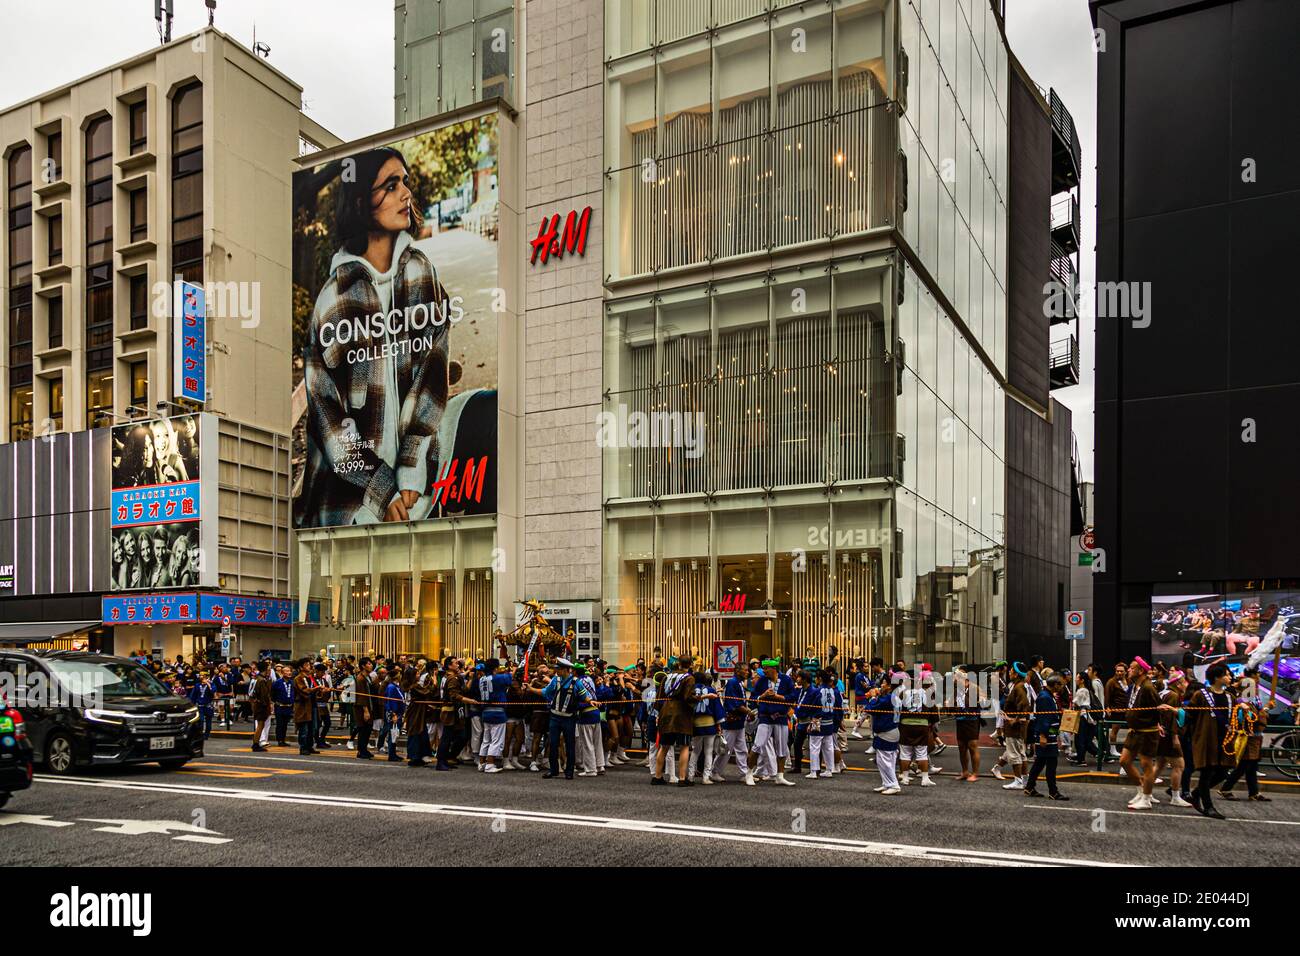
[714,615,785,666]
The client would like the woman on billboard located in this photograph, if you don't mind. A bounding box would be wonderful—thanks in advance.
[300,147,452,527]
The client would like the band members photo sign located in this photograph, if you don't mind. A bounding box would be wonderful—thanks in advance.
[109,412,215,591]
[291,115,499,529]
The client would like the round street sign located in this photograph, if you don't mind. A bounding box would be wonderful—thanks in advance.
[222,616,231,629]
[1066,611,1084,628]
[1081,527,1096,552]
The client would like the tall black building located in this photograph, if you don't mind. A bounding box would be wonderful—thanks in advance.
[1091,0,1300,665]
[1002,56,1086,665]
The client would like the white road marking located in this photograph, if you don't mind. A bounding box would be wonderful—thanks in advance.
[1022,804,1300,826]
[37,775,1120,866]
[0,812,75,828]
[80,818,233,842]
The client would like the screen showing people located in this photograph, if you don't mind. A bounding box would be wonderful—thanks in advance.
[1151,589,1300,704]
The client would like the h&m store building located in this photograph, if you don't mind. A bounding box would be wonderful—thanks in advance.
[333,0,1032,671]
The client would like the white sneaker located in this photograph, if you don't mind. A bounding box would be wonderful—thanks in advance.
[901,774,912,786]
[1130,794,1152,810]
[991,766,1005,780]
[865,747,875,755]
[873,785,886,792]
[880,787,901,795]
[346,741,356,750]
[1127,788,1144,806]
[775,774,796,786]
[578,770,598,777]
[819,771,833,779]
[1154,777,1163,785]
[668,775,679,784]
[834,762,846,773]
[744,773,755,786]
[920,775,937,787]
[499,761,517,772]
[1169,794,1193,808]
[482,764,500,774]
[1002,779,1023,790]
[850,731,864,740]
[528,761,540,772]
[805,772,820,779]
[701,774,714,785]
[930,766,942,774]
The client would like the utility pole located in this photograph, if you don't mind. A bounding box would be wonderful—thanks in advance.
[154,0,173,44]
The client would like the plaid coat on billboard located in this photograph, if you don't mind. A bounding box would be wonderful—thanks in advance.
[300,241,451,527]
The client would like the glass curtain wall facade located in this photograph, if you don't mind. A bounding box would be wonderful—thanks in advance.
[602,0,1009,668]
[308,522,498,664]
[605,0,896,279]
[396,0,516,122]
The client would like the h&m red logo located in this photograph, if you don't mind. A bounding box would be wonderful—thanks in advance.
[530,206,592,266]
[371,604,391,622]
[719,593,748,613]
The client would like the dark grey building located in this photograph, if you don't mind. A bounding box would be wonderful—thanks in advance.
[1091,0,1300,664]
[1002,55,1085,664]
[0,429,111,642]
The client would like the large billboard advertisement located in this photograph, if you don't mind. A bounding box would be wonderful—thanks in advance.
[291,115,499,529]
[109,413,215,591]
[1151,589,1300,703]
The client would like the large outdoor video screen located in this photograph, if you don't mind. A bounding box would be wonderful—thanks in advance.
[291,115,499,529]
[1151,589,1300,704]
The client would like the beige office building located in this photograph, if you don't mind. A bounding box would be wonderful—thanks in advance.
[0,29,340,662]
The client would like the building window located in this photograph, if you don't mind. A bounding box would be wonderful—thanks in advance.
[47,293,62,349]
[9,144,33,440]
[47,212,62,264]
[85,116,114,426]
[171,82,203,284]
[129,188,147,243]
[9,387,33,442]
[45,131,62,183]
[129,360,148,409]
[48,378,63,433]
[129,274,148,330]
[129,101,148,154]
[86,368,113,428]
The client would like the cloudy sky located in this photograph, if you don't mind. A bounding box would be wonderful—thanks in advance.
[0,0,1097,477]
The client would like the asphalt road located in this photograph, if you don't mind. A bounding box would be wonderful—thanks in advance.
[3,736,1298,867]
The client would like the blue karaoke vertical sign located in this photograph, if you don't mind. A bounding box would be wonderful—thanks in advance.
[175,280,206,403]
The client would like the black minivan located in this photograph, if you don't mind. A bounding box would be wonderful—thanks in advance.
[0,651,204,775]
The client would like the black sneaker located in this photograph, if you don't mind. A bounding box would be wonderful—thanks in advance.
[1023,787,1042,797]
[678,778,694,787]
[1049,791,1070,801]
[1198,806,1227,820]
[357,752,373,760]
[543,771,559,779]
[650,776,667,786]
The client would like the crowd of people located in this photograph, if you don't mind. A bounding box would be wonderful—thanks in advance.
[132,646,1291,817]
